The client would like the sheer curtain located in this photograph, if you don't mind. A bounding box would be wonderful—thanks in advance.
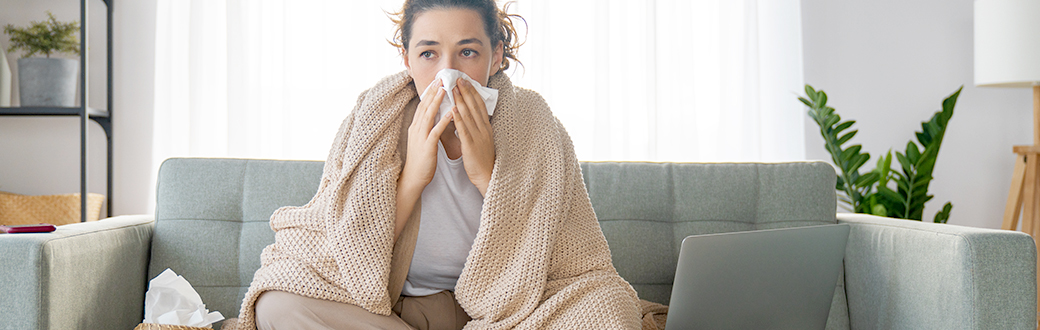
[507,0,805,161]
[152,0,805,196]
[154,0,405,164]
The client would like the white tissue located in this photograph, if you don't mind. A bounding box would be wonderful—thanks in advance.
[143,268,225,328]
[418,68,498,120]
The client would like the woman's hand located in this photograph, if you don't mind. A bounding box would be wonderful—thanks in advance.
[403,80,453,190]
[396,80,453,239]
[452,78,496,196]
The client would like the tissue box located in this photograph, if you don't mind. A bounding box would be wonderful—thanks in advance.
[134,323,211,330]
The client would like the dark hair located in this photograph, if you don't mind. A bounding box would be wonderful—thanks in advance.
[389,0,524,73]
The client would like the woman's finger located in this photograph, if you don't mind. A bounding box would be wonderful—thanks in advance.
[457,79,489,133]
[414,80,444,126]
[423,79,443,99]
[419,87,446,131]
[452,87,476,142]
[430,109,454,143]
[452,106,469,143]
[452,80,496,196]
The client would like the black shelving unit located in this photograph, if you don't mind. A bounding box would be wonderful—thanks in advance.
[0,0,113,222]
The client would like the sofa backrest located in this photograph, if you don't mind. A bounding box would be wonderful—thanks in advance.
[580,162,838,305]
[151,159,838,321]
[152,158,324,319]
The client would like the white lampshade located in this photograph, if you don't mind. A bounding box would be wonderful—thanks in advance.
[975,0,1040,88]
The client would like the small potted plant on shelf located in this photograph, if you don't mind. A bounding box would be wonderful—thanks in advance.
[3,11,80,107]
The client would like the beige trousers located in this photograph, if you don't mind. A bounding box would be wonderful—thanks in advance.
[255,290,471,330]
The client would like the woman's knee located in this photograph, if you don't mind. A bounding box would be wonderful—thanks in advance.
[255,291,307,330]
[255,290,414,330]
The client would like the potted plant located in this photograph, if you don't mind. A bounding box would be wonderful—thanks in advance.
[3,11,80,107]
[799,85,961,223]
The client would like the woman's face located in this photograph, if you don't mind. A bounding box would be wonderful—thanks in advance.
[404,8,504,93]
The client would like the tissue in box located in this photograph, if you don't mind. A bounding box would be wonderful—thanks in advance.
[143,268,225,328]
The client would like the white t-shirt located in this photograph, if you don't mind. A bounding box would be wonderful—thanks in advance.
[401,141,484,297]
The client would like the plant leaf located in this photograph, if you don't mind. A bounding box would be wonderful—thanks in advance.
[933,202,953,223]
[906,142,921,165]
[849,154,870,174]
[878,186,903,202]
[834,121,855,134]
[855,172,880,188]
[805,85,817,99]
[925,119,940,137]
[875,150,893,188]
[872,204,887,216]
[800,97,814,108]
[1,11,79,58]
[824,115,840,129]
[912,176,932,188]
[896,179,910,193]
[940,88,961,124]
[837,130,858,146]
[895,152,912,175]
[841,145,863,164]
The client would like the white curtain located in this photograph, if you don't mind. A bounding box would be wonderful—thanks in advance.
[154,0,405,164]
[152,0,805,196]
[507,0,805,161]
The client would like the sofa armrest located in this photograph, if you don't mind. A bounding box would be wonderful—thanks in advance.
[837,213,1036,329]
[0,215,154,330]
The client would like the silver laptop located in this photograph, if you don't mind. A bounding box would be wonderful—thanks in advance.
[665,224,850,330]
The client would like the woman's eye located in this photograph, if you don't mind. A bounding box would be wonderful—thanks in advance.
[420,51,434,59]
[461,49,477,57]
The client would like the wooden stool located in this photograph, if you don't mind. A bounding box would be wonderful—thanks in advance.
[1001,86,1040,321]
[1003,146,1040,233]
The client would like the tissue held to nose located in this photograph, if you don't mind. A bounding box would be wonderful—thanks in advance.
[419,68,498,120]
[143,268,225,327]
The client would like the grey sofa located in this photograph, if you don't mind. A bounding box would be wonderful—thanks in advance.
[1,158,1035,329]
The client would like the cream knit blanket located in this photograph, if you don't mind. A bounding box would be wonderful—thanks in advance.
[226,71,643,329]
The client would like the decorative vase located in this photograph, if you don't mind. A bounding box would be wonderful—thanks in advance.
[17,57,78,107]
[0,48,10,107]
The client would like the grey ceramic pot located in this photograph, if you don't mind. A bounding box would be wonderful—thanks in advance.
[18,57,78,107]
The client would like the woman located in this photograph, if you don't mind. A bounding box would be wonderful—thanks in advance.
[224,1,644,329]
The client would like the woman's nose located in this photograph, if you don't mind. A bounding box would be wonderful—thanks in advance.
[441,57,458,71]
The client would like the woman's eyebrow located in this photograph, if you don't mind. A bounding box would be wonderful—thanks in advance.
[457,38,483,46]
[414,38,483,47]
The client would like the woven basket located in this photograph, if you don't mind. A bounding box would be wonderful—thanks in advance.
[0,191,104,226]
[134,324,211,330]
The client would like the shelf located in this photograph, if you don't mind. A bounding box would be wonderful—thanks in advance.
[1,106,112,139]
[1,0,114,222]
[0,106,109,118]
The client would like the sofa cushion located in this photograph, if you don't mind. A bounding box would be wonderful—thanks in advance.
[150,158,324,319]
[581,162,838,305]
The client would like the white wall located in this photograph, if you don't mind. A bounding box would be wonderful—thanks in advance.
[0,0,156,216]
[801,0,1033,229]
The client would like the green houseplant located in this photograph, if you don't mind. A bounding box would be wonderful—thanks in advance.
[3,11,80,107]
[3,11,79,58]
[800,85,961,223]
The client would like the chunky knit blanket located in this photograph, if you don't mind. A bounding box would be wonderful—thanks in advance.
[225,71,644,329]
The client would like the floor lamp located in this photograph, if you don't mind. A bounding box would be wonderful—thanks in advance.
[975,0,1040,317]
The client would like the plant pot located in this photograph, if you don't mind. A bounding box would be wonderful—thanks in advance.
[0,48,10,107]
[17,57,78,107]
